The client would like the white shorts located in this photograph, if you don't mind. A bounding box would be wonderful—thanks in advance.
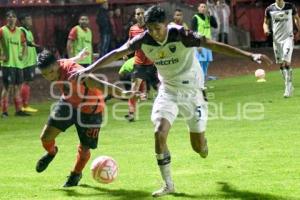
[273,37,294,64]
[151,88,208,133]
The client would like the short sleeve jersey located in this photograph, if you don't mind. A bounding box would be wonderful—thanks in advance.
[265,2,297,42]
[58,59,104,114]
[129,24,153,65]
[129,24,205,91]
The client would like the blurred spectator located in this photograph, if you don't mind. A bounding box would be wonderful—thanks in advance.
[114,7,125,48]
[191,3,217,80]
[96,0,112,57]
[169,9,189,30]
[108,9,117,49]
[67,14,93,67]
[0,10,29,117]
[19,13,39,113]
[207,0,220,41]
[216,0,230,44]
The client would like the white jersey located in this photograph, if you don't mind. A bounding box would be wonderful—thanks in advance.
[265,2,297,42]
[129,24,204,92]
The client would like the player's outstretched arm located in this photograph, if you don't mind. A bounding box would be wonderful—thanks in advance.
[202,38,273,66]
[82,42,133,74]
[83,73,135,99]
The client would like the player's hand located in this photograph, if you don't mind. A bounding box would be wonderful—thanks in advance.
[251,54,273,66]
[264,31,271,36]
[77,47,90,61]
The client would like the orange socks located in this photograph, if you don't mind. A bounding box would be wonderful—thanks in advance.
[72,145,91,174]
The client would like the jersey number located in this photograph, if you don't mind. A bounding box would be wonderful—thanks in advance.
[196,106,202,119]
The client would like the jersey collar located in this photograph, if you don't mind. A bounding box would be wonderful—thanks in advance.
[156,27,169,46]
[275,2,285,10]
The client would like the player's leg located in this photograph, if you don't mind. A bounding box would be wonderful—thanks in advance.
[125,65,145,122]
[151,93,177,197]
[1,68,15,117]
[36,125,61,172]
[282,38,294,98]
[180,90,208,157]
[64,112,102,187]
[152,118,175,197]
[126,77,142,121]
[190,132,208,158]
[1,67,11,117]
[36,101,73,172]
[13,85,30,116]
[139,80,147,100]
[274,41,291,97]
[63,144,89,187]
[21,66,38,112]
[13,68,30,116]
[64,113,102,187]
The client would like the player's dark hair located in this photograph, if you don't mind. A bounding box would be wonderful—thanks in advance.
[79,13,89,19]
[144,5,166,24]
[6,10,16,18]
[18,13,31,22]
[135,6,144,11]
[175,8,183,12]
[37,49,57,70]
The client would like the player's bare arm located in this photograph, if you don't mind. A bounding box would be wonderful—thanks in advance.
[293,14,300,39]
[84,73,135,99]
[81,42,134,74]
[263,17,271,36]
[202,38,273,66]
[66,39,74,58]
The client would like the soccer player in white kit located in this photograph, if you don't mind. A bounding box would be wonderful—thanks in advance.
[263,0,300,98]
[73,5,272,197]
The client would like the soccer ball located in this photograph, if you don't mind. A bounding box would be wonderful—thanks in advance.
[91,156,118,184]
[255,69,265,79]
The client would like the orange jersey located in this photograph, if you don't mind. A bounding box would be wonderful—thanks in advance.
[57,59,104,114]
[129,24,153,65]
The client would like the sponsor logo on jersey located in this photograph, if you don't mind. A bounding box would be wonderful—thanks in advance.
[155,58,179,65]
[158,51,166,59]
[168,44,176,53]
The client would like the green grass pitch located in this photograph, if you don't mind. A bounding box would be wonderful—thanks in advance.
[1,70,300,200]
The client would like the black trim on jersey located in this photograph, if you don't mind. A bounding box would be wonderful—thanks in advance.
[128,26,203,51]
[265,2,297,19]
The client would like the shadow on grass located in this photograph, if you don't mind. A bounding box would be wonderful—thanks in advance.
[53,184,148,200]
[53,184,202,199]
[215,182,297,200]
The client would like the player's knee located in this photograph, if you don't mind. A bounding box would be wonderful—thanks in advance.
[40,132,50,141]
[40,129,54,141]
